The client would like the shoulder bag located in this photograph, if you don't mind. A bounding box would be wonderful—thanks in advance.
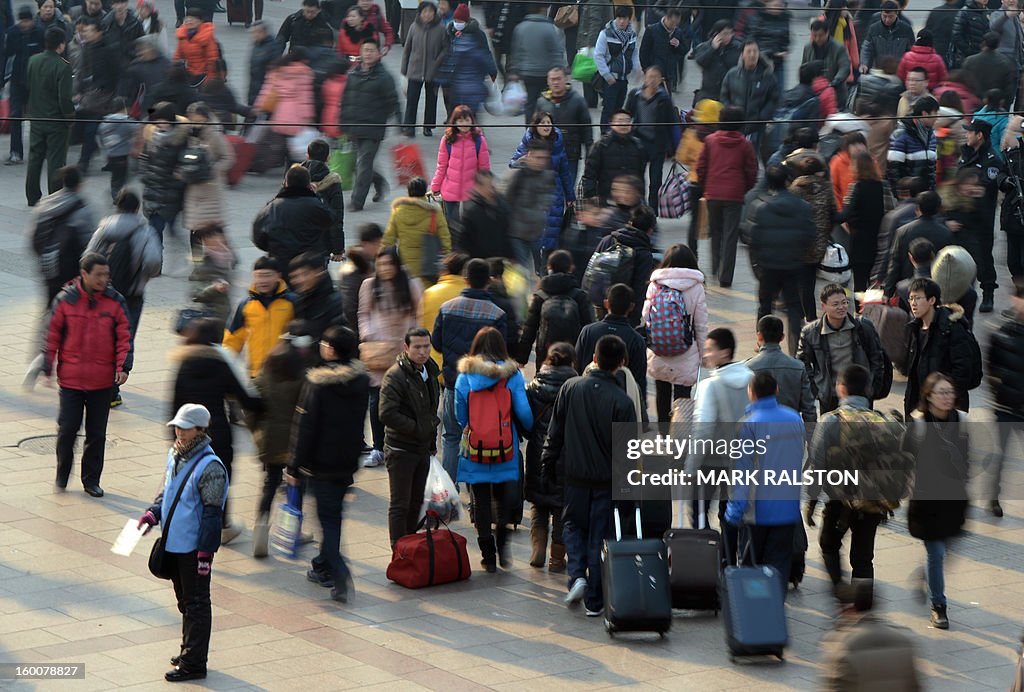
[148,453,208,580]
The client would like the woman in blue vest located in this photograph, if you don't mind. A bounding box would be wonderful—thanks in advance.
[137,403,228,683]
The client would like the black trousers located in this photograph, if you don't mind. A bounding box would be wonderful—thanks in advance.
[404,80,439,131]
[655,380,691,422]
[56,387,112,487]
[756,266,803,356]
[818,500,883,584]
[107,155,129,202]
[741,523,796,595]
[169,551,213,671]
[1008,233,1024,281]
[521,75,548,124]
[257,465,284,516]
[470,481,515,539]
[385,446,431,547]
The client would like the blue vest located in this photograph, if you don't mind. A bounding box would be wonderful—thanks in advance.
[160,445,227,554]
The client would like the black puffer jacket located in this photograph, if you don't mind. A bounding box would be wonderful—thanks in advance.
[340,62,400,141]
[540,369,637,489]
[518,272,593,365]
[252,186,335,269]
[461,191,514,260]
[721,58,779,134]
[524,364,576,506]
[379,352,442,455]
[693,36,743,102]
[139,123,188,212]
[924,2,957,67]
[949,1,990,68]
[277,10,336,49]
[740,188,817,271]
[860,18,915,70]
[904,305,976,413]
[594,225,656,327]
[119,55,171,112]
[884,216,954,295]
[303,159,345,253]
[580,131,647,201]
[853,72,904,116]
[248,35,283,105]
[295,272,348,340]
[747,8,791,61]
[288,359,371,484]
[988,316,1024,417]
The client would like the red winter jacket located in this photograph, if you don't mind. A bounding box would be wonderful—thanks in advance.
[933,81,979,121]
[696,130,759,203]
[364,4,394,50]
[44,279,132,391]
[898,46,948,90]
[812,76,838,120]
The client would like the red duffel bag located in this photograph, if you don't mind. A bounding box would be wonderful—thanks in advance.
[387,510,471,588]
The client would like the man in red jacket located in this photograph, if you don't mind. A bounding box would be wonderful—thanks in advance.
[43,253,132,498]
[696,105,758,288]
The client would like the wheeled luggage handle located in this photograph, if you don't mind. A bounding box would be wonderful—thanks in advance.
[613,504,644,541]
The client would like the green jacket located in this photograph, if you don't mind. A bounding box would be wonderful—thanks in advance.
[26,50,74,121]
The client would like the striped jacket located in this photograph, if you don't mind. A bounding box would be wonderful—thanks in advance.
[886,118,937,190]
[430,288,508,388]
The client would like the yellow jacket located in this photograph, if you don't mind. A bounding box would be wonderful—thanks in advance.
[383,197,452,283]
[420,273,467,370]
[223,279,298,377]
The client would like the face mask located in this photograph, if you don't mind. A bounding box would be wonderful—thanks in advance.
[453,20,466,30]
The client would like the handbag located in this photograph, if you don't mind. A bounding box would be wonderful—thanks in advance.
[657,162,691,219]
[270,485,304,559]
[148,453,208,580]
[386,510,472,588]
[571,48,597,82]
[420,210,442,280]
[359,340,402,371]
[553,2,579,28]
[173,307,211,335]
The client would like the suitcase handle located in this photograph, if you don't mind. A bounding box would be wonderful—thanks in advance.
[722,521,760,568]
[613,504,644,541]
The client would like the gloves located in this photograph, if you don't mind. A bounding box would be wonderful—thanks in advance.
[197,552,213,577]
[137,511,157,535]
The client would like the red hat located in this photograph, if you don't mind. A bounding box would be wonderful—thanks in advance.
[453,3,470,21]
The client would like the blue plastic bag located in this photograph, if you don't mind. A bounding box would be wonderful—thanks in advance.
[271,485,303,559]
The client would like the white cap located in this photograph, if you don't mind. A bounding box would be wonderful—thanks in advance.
[166,403,211,430]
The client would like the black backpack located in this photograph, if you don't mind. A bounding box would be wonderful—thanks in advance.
[536,291,583,355]
[177,140,213,183]
[32,199,85,283]
[104,238,141,297]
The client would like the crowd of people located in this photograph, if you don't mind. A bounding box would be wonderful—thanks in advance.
[17,0,1024,685]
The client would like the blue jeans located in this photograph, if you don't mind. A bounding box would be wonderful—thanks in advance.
[562,485,612,612]
[368,386,384,451]
[925,539,946,607]
[441,387,461,483]
[9,82,27,157]
[310,478,353,589]
[510,237,536,276]
[78,120,100,170]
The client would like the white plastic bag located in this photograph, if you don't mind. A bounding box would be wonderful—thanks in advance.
[288,127,321,161]
[419,456,462,524]
[484,79,504,116]
[501,79,528,117]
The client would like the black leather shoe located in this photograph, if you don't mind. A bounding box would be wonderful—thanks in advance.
[165,667,206,682]
[84,485,104,498]
[170,654,181,666]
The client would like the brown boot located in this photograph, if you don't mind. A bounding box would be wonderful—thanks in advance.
[529,526,549,568]
[549,543,566,572]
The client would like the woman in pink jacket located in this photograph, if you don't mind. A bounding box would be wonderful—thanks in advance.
[430,104,490,228]
[897,30,947,90]
[641,244,709,422]
[254,52,315,138]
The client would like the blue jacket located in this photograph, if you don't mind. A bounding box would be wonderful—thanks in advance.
[509,127,576,250]
[886,118,938,190]
[725,396,805,527]
[431,287,508,388]
[3,23,43,86]
[454,357,533,484]
[155,442,228,554]
[434,19,496,115]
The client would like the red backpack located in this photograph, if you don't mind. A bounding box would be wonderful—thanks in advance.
[465,379,515,464]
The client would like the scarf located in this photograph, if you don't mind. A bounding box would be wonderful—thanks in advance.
[172,432,212,472]
[342,21,374,46]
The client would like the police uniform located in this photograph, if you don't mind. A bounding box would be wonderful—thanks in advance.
[957,132,1005,300]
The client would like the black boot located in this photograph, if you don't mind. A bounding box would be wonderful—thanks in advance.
[478,536,497,573]
[822,552,843,588]
[931,604,949,629]
[496,526,511,569]
[981,290,994,313]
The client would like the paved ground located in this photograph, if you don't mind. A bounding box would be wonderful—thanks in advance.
[2,1,1024,690]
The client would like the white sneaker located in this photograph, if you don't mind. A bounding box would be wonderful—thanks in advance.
[585,606,604,618]
[565,577,587,606]
[362,450,384,468]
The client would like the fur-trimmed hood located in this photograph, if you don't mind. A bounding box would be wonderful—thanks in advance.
[457,357,520,392]
[306,359,369,386]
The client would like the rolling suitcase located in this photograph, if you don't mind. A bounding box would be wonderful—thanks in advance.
[601,505,672,637]
[720,534,788,661]
[225,135,256,186]
[664,488,721,612]
[225,0,249,25]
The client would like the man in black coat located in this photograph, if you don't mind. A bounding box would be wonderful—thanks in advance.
[252,165,336,273]
[73,18,117,174]
[987,281,1024,516]
[2,6,44,164]
[924,0,960,65]
[949,0,991,68]
[461,171,514,260]
[592,205,656,327]
[541,334,636,616]
[741,165,817,356]
[101,0,143,67]
[574,282,647,399]
[535,66,593,182]
[288,252,348,340]
[639,8,686,92]
[963,32,1017,105]
[248,21,283,105]
[884,191,954,297]
[693,19,742,103]
[957,118,1004,311]
[277,0,336,51]
[580,110,647,203]
[904,278,979,415]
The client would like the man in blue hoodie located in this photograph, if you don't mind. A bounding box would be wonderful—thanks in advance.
[725,371,806,593]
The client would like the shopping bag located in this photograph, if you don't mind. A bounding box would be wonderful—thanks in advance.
[657,162,690,219]
[501,78,528,117]
[485,79,504,116]
[387,510,472,588]
[571,48,597,82]
[391,141,426,186]
[419,456,462,524]
[271,485,303,559]
[329,138,356,191]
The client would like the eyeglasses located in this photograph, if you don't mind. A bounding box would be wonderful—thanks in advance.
[826,300,850,308]
[908,295,930,303]
[931,389,956,397]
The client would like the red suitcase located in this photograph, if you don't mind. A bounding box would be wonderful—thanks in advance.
[225,0,250,25]
[0,99,9,135]
[391,141,425,186]
[386,511,471,588]
[225,135,256,186]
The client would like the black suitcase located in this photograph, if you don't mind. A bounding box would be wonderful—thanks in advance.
[664,486,721,611]
[601,505,672,637]
[721,534,788,661]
